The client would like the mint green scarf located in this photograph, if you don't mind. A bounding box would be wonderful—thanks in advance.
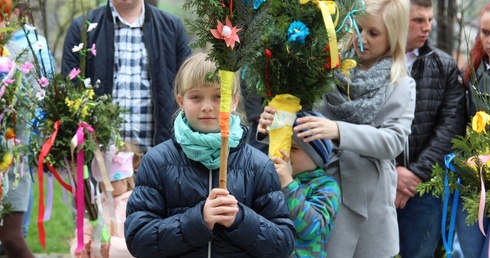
[174,111,244,170]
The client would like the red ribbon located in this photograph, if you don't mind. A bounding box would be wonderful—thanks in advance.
[46,164,73,193]
[265,49,272,97]
[37,120,60,250]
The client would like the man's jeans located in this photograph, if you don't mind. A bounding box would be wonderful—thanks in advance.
[397,192,443,258]
[455,196,488,258]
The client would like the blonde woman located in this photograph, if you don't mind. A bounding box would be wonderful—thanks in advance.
[259,0,415,256]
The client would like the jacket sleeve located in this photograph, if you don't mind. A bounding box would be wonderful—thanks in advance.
[61,16,83,77]
[174,17,192,68]
[408,59,467,182]
[282,175,341,240]
[124,153,216,257]
[335,76,416,160]
[216,159,296,257]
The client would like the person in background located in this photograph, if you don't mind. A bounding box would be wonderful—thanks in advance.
[395,0,466,257]
[70,143,142,258]
[259,0,415,256]
[61,0,192,153]
[271,111,340,258]
[124,52,295,257]
[240,81,268,155]
[11,3,55,78]
[0,0,36,257]
[455,4,490,257]
[8,2,56,244]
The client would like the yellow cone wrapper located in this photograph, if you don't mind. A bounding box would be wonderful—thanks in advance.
[268,94,302,159]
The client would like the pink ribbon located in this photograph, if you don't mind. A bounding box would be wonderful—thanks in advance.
[74,122,95,253]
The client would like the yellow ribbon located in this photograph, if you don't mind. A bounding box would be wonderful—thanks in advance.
[219,70,234,137]
[340,59,357,101]
[300,0,339,68]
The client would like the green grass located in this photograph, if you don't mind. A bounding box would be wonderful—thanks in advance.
[26,174,75,254]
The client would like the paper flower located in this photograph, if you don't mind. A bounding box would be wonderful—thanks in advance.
[113,172,122,180]
[91,44,97,56]
[71,43,84,52]
[244,0,266,9]
[210,16,242,50]
[4,128,15,140]
[0,57,13,73]
[37,77,49,87]
[0,48,9,57]
[20,62,34,74]
[69,68,81,80]
[34,41,44,51]
[83,78,91,88]
[2,79,13,85]
[0,152,12,172]
[472,111,490,133]
[35,89,46,101]
[25,24,36,31]
[287,21,309,44]
[87,22,97,32]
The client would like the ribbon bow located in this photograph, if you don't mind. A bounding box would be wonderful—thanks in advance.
[340,59,357,100]
[300,0,339,68]
[336,0,365,52]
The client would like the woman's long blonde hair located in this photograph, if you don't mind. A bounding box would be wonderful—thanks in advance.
[346,0,410,84]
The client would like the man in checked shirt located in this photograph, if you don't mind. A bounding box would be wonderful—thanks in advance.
[62,0,192,152]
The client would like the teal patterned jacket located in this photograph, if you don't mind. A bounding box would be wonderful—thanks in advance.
[282,168,341,258]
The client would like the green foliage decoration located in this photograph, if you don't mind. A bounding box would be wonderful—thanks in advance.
[183,0,271,74]
[245,0,359,110]
[417,119,490,225]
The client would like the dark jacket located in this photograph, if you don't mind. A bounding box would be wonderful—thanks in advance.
[395,41,466,182]
[124,127,295,258]
[61,1,192,145]
[467,57,490,116]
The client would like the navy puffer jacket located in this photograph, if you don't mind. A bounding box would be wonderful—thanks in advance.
[124,128,295,258]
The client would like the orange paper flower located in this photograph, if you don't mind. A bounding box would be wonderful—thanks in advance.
[210,16,242,49]
[4,128,15,140]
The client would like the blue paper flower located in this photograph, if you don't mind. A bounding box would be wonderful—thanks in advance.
[113,172,122,180]
[244,0,266,9]
[287,21,310,44]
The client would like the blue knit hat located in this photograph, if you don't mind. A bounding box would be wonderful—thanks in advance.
[292,111,332,169]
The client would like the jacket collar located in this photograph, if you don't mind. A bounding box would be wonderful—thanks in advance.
[417,40,435,58]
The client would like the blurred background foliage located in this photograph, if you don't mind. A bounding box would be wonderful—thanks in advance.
[26,0,489,71]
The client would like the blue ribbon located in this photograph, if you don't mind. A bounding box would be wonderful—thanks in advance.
[28,108,47,181]
[441,153,460,258]
[335,0,365,52]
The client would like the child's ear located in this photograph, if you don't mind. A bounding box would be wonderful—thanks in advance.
[231,95,240,112]
[176,95,184,109]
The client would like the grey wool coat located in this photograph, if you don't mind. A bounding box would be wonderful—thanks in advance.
[319,76,416,258]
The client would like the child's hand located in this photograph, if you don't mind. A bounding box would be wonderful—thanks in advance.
[271,149,294,188]
[75,239,110,258]
[257,106,276,134]
[203,188,239,230]
[100,242,110,258]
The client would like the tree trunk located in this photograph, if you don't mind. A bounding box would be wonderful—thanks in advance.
[436,0,457,55]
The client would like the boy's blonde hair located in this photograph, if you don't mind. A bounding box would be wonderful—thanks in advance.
[347,0,409,84]
[173,52,241,102]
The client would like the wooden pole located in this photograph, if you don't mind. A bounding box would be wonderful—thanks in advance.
[219,136,229,189]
